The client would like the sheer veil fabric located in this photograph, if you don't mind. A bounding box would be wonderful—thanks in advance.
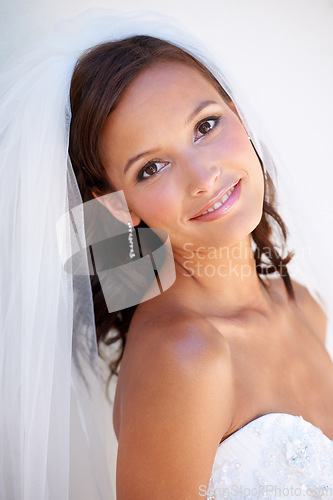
[0,8,332,500]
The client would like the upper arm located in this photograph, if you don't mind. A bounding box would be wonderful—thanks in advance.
[116,319,234,500]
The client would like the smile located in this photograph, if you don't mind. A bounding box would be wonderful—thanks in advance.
[201,185,236,215]
[190,180,242,221]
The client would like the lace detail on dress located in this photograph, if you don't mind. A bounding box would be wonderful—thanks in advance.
[207,460,242,499]
[206,413,333,499]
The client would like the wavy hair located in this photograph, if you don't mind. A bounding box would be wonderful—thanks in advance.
[69,35,295,384]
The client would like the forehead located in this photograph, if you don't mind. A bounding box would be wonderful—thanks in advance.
[113,60,222,119]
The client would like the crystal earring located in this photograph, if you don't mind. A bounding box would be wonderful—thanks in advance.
[128,221,135,259]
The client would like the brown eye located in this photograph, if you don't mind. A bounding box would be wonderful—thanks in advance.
[195,117,220,142]
[138,161,170,181]
[198,121,212,134]
[144,163,158,176]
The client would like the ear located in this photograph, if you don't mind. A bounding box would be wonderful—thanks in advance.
[91,189,141,227]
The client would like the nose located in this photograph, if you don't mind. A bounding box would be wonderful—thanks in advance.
[180,151,221,197]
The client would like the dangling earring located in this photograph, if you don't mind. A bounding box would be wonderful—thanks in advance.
[128,221,135,259]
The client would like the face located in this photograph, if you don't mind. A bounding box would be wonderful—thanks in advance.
[98,61,265,254]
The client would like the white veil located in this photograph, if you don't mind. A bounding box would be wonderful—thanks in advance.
[0,18,113,499]
[1,8,332,500]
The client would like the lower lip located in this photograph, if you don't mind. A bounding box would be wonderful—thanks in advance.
[190,180,242,222]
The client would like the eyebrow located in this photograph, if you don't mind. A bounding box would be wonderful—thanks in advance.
[124,148,160,174]
[124,99,218,174]
[185,99,218,125]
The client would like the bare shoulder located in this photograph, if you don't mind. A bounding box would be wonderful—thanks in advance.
[143,309,231,358]
[145,313,233,386]
[125,307,234,399]
[291,279,328,345]
[127,291,233,370]
[116,312,234,499]
[123,308,234,413]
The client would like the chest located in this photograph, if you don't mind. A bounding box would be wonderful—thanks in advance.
[210,309,333,441]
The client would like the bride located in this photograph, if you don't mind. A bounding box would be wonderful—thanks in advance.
[1,10,332,500]
[68,34,333,498]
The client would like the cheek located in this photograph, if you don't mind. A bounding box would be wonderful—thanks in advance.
[225,126,264,185]
[129,184,180,226]
[226,128,250,159]
[210,119,249,162]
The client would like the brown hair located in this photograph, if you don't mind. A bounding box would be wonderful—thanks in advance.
[69,35,294,384]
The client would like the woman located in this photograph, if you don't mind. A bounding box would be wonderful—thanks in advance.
[1,11,332,500]
[69,35,333,498]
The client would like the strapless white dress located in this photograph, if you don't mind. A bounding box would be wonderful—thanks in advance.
[206,315,333,499]
[206,413,333,499]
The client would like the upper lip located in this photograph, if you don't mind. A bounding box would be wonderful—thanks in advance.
[189,178,241,219]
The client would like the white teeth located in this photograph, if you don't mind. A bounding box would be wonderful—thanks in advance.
[200,185,236,216]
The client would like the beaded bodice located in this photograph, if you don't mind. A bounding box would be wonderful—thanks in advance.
[206,413,333,499]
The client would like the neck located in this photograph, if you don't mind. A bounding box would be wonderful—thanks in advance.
[173,235,273,316]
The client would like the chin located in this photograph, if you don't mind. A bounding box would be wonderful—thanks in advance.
[234,201,263,233]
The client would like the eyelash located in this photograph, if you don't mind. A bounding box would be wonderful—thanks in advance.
[136,115,221,182]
